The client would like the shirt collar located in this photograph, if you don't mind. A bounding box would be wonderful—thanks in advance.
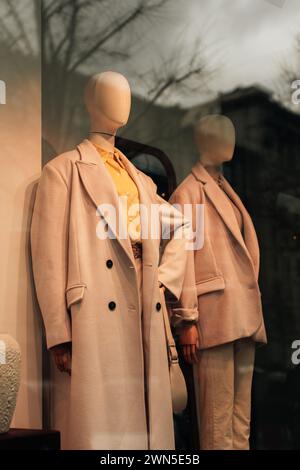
[92,142,125,168]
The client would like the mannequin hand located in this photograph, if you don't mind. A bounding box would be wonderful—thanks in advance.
[50,342,72,375]
[179,324,200,364]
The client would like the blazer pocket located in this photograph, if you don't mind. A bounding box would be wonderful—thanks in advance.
[196,275,225,296]
[65,283,87,309]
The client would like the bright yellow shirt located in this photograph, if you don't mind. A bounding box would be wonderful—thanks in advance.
[93,143,141,242]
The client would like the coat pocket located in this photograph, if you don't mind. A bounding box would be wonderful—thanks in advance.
[65,283,87,309]
[196,275,225,296]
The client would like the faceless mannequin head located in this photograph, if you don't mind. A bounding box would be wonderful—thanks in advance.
[194,114,236,167]
[84,71,131,135]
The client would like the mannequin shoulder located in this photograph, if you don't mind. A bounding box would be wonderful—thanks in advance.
[169,173,202,205]
[136,170,158,194]
[41,149,79,184]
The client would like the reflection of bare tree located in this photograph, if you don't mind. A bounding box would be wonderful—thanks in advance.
[0,0,38,56]
[41,0,211,150]
[42,0,177,148]
[42,0,163,71]
[0,0,39,116]
[1,1,212,150]
[127,36,214,132]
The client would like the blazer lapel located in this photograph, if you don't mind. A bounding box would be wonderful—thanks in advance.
[75,139,135,266]
[221,177,260,273]
[192,162,254,265]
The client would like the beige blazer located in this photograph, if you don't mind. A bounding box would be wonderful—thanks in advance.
[30,139,197,450]
[169,162,267,349]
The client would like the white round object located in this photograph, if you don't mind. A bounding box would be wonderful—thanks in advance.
[0,334,21,433]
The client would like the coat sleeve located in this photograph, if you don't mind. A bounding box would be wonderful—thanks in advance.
[167,189,199,329]
[156,193,198,326]
[30,163,71,350]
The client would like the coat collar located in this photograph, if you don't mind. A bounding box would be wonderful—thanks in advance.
[191,160,209,185]
[192,161,259,270]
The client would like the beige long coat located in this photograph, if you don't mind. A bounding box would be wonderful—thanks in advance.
[30,139,195,450]
[169,162,267,349]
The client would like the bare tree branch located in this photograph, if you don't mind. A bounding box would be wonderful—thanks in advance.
[38,0,211,150]
[68,1,158,72]
[4,0,34,55]
[63,0,80,71]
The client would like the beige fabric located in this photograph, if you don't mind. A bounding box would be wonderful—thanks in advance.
[219,178,243,232]
[210,173,243,232]
[169,162,267,348]
[30,138,194,450]
[193,339,255,450]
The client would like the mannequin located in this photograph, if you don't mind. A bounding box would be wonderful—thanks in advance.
[170,114,267,450]
[50,72,132,371]
[30,71,199,450]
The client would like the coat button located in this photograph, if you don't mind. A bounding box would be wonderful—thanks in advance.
[108,301,116,311]
[156,302,161,311]
[106,259,113,269]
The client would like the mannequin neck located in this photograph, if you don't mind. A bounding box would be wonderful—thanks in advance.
[200,156,223,177]
[204,164,222,176]
[88,130,116,152]
[198,149,225,176]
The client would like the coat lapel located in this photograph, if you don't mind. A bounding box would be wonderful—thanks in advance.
[221,177,260,274]
[192,162,256,268]
[76,139,135,266]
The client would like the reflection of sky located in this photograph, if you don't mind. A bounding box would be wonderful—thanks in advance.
[95,0,297,107]
[114,0,300,106]
[1,0,299,107]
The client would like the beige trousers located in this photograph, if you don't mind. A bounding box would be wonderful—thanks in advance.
[194,339,255,450]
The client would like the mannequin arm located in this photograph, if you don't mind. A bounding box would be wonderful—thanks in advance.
[157,194,197,310]
[31,163,72,350]
[158,190,199,330]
